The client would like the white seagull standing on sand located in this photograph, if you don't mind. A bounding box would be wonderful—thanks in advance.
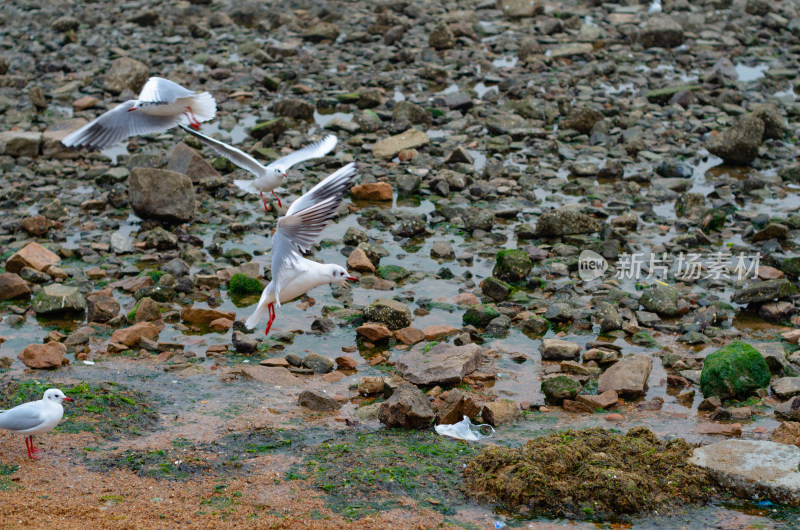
[180,124,337,212]
[0,389,73,460]
[245,162,359,336]
[61,77,216,150]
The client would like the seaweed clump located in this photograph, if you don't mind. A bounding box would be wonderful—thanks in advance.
[463,427,714,519]
[228,273,262,295]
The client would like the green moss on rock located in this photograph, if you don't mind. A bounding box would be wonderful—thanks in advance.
[492,249,532,283]
[377,265,410,282]
[541,375,581,404]
[700,342,770,400]
[229,273,262,295]
[462,305,500,328]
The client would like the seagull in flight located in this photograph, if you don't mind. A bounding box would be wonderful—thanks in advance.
[180,125,337,212]
[0,388,73,460]
[245,162,359,336]
[62,77,216,150]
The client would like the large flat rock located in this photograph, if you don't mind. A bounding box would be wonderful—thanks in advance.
[690,440,800,505]
[598,354,653,397]
[395,343,483,385]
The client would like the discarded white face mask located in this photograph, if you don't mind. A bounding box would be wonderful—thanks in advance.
[434,415,495,441]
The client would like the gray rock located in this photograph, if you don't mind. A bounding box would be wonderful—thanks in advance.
[378,384,435,429]
[87,294,120,323]
[497,0,540,19]
[775,396,800,421]
[393,100,431,126]
[597,301,623,332]
[103,57,149,95]
[481,277,511,302]
[598,354,653,397]
[271,98,315,120]
[110,232,135,254]
[772,378,800,400]
[162,258,190,278]
[166,142,223,188]
[535,207,600,236]
[396,342,483,385]
[690,440,800,505]
[429,23,455,50]
[304,22,340,42]
[751,103,786,140]
[639,284,680,317]
[373,129,430,159]
[561,107,603,134]
[232,331,257,354]
[298,390,341,411]
[145,227,179,250]
[732,280,798,304]
[129,168,196,223]
[302,353,335,373]
[707,113,764,166]
[363,298,412,330]
[639,15,684,48]
[0,131,42,157]
[32,284,86,315]
[540,339,580,360]
[430,241,455,259]
[486,315,512,335]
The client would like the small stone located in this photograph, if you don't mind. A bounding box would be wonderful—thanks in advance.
[351,182,393,201]
[356,323,392,342]
[298,390,341,411]
[303,353,335,374]
[358,376,385,395]
[378,384,435,429]
[5,242,60,274]
[481,400,520,426]
[335,356,358,370]
[540,339,580,360]
[394,327,425,345]
[347,247,375,272]
[110,322,160,347]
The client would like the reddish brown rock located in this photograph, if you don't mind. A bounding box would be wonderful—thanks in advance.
[0,273,31,300]
[110,321,160,347]
[356,322,392,342]
[20,215,53,236]
[770,422,800,448]
[394,327,425,345]
[696,422,743,436]
[422,325,459,340]
[575,390,619,410]
[116,276,155,293]
[18,342,68,369]
[73,95,99,111]
[347,247,375,272]
[260,357,290,367]
[209,318,233,332]
[563,400,594,413]
[434,388,483,425]
[335,355,358,370]
[453,293,480,306]
[181,307,236,324]
[234,365,303,386]
[5,242,60,274]
[350,182,393,201]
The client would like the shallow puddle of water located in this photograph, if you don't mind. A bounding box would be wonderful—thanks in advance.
[736,63,770,82]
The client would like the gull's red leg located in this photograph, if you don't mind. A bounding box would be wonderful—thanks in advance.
[264,303,275,337]
[184,107,201,130]
[27,436,40,460]
[272,191,282,208]
[260,192,271,212]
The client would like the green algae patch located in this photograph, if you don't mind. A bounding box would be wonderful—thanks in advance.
[462,304,500,328]
[228,273,262,295]
[463,427,713,519]
[295,429,476,519]
[0,380,158,439]
[700,341,770,400]
[492,249,532,283]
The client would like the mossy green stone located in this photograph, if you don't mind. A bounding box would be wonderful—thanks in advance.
[700,342,770,400]
[462,305,500,328]
[229,273,262,295]
[250,117,288,140]
[781,257,800,279]
[541,375,581,404]
[492,249,532,283]
[336,92,360,103]
[700,209,727,232]
[377,265,410,282]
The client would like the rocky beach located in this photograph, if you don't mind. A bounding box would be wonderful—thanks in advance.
[0,0,800,526]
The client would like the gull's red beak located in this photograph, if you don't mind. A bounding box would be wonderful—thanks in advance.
[346,276,359,282]
[127,107,136,112]
[62,397,74,402]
